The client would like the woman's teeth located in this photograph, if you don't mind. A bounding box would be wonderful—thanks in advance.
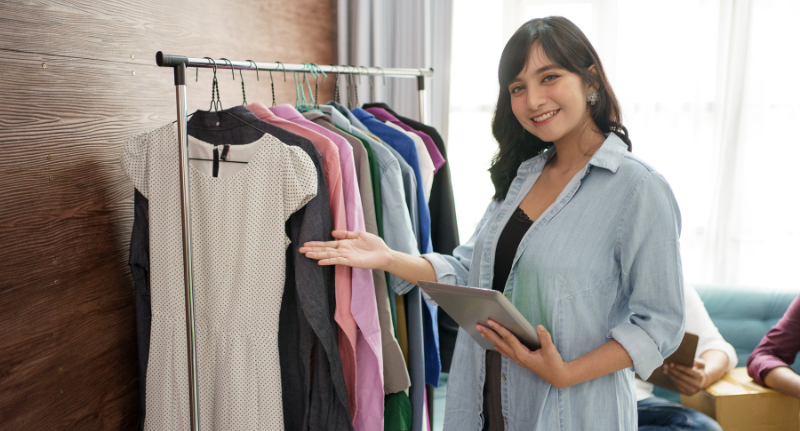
[533,110,557,122]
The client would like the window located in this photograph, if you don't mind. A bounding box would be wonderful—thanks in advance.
[448,0,800,289]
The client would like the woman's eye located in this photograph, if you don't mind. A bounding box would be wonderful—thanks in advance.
[510,85,524,94]
[543,75,559,82]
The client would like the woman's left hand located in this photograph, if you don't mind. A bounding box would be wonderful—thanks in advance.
[478,320,573,388]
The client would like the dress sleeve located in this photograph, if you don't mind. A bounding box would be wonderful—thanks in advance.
[120,131,151,199]
[747,293,800,386]
[282,143,318,221]
[422,200,500,288]
[609,171,685,380]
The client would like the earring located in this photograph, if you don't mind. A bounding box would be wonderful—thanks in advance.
[587,90,599,106]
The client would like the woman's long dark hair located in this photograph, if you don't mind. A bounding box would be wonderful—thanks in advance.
[489,16,631,201]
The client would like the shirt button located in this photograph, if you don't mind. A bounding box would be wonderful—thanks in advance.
[504,293,511,299]
[501,374,506,381]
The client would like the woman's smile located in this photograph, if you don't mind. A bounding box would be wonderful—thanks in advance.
[531,109,560,125]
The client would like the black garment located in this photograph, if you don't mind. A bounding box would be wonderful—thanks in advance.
[483,207,533,431]
[128,189,150,431]
[361,102,463,372]
[127,106,351,431]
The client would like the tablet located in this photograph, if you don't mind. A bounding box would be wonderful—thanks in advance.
[419,280,540,351]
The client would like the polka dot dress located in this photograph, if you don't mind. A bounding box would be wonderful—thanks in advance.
[121,123,317,430]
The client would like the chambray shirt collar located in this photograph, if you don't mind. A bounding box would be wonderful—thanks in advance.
[518,132,628,175]
[318,105,351,130]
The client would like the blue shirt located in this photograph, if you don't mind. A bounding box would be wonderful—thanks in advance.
[352,108,443,388]
[352,108,433,255]
[423,133,685,430]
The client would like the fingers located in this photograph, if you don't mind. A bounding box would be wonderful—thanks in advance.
[305,251,343,260]
[665,364,701,388]
[318,257,351,266]
[300,241,339,251]
[669,363,695,375]
[332,230,361,240]
[487,320,530,357]
[301,230,360,250]
[300,246,339,254]
[670,377,698,396]
[537,325,555,351]
[477,324,514,355]
[693,358,706,370]
[666,363,700,380]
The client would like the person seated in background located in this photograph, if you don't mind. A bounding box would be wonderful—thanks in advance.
[747,292,800,399]
[636,284,737,431]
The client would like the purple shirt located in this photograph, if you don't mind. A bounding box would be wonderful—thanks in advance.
[269,105,384,430]
[747,292,800,386]
[365,107,445,173]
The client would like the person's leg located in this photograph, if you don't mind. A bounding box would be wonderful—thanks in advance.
[637,397,722,431]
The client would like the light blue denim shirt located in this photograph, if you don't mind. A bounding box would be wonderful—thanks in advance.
[423,133,685,430]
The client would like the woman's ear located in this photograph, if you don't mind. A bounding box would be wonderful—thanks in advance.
[586,64,599,92]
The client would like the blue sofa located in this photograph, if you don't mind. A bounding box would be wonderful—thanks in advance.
[654,284,800,402]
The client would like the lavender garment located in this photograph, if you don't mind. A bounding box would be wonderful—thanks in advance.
[747,293,800,386]
[364,107,445,173]
[269,105,384,431]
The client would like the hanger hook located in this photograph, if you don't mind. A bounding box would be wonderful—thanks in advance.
[344,65,354,109]
[204,57,222,111]
[246,60,259,81]
[275,61,287,82]
[347,65,360,107]
[267,64,277,107]
[376,66,386,85]
[219,58,235,81]
[331,65,340,104]
[311,64,324,108]
[238,66,248,106]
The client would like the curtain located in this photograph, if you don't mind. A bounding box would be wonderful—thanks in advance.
[337,0,454,143]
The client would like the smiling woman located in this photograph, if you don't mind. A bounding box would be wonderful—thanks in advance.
[301,16,685,431]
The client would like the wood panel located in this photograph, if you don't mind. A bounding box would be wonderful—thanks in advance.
[0,0,337,428]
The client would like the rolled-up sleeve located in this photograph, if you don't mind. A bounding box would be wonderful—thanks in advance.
[422,200,499,288]
[747,293,800,386]
[610,172,685,379]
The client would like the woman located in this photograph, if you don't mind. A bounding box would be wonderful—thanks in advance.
[301,16,685,430]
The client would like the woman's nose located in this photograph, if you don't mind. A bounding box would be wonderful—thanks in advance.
[527,87,546,112]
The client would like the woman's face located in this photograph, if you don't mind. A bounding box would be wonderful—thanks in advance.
[508,43,593,144]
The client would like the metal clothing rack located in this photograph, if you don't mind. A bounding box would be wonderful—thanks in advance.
[155,51,433,431]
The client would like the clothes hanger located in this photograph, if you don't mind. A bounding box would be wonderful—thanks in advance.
[358,66,369,106]
[238,60,258,106]
[311,63,327,109]
[373,66,386,104]
[331,65,341,104]
[350,65,361,108]
[271,61,286,107]
[186,58,274,165]
[344,65,353,109]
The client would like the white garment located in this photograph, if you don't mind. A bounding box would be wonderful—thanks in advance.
[384,120,435,201]
[635,284,738,401]
[121,124,317,430]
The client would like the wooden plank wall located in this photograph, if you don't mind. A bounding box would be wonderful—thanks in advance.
[0,1,337,428]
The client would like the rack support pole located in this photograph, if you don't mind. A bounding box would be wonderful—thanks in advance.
[173,62,201,431]
[417,75,426,123]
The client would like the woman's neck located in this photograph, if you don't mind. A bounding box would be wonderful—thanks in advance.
[549,117,606,173]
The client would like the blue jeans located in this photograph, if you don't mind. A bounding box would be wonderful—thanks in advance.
[638,397,722,431]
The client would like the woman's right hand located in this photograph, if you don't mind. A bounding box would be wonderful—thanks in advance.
[300,230,393,270]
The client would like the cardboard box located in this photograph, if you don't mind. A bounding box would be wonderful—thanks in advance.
[680,367,800,431]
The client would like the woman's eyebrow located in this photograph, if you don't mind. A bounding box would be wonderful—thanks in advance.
[534,64,560,75]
